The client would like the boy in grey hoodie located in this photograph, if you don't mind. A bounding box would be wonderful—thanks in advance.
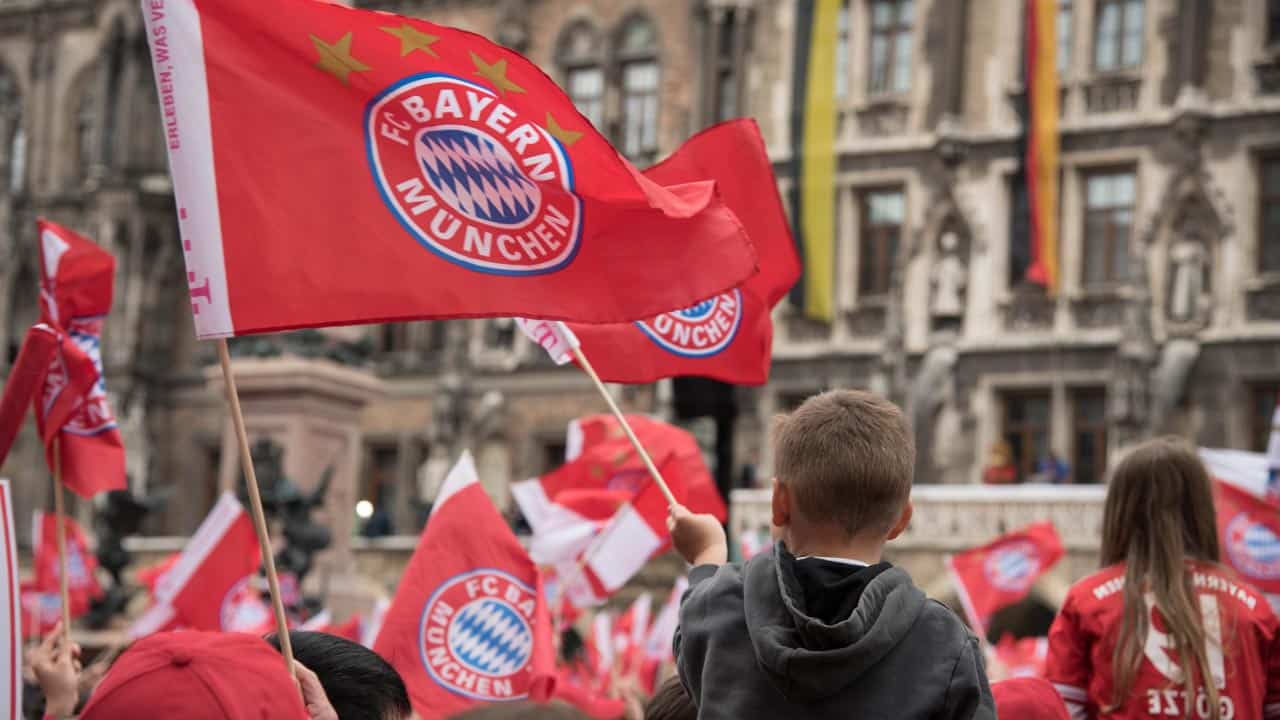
[669,390,996,720]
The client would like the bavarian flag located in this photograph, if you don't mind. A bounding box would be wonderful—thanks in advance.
[140,0,757,338]
[1023,0,1061,293]
[787,0,841,322]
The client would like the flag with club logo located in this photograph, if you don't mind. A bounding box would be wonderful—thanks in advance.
[561,120,799,386]
[946,521,1064,635]
[34,219,125,498]
[0,325,64,468]
[373,452,554,718]
[141,0,757,339]
[130,493,265,637]
[31,510,103,617]
[1214,479,1280,610]
[18,583,60,640]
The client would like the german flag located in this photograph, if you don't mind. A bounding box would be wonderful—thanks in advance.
[787,0,841,322]
[1023,0,1061,293]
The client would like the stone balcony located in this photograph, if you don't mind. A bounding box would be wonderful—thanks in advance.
[730,484,1107,608]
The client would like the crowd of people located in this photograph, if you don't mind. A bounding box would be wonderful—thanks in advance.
[21,389,1280,718]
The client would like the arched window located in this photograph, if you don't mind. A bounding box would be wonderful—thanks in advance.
[0,68,24,193]
[555,20,604,128]
[71,70,100,178]
[101,24,127,170]
[615,14,660,164]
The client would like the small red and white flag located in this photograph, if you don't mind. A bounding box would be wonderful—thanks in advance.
[946,521,1064,635]
[0,480,21,719]
[373,452,555,718]
[130,492,264,637]
[34,219,125,498]
[515,319,579,366]
[644,576,687,664]
[31,510,103,616]
[0,324,63,467]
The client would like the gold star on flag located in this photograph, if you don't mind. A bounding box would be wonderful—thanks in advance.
[470,52,525,95]
[381,23,439,58]
[310,32,370,85]
[544,113,583,147]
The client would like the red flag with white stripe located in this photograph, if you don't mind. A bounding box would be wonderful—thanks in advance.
[946,521,1064,635]
[31,510,103,616]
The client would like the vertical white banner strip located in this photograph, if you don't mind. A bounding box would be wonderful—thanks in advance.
[0,480,22,719]
[141,0,234,338]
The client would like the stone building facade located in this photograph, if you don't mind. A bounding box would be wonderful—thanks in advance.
[0,0,1277,614]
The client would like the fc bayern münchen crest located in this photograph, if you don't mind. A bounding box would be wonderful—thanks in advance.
[64,318,117,437]
[220,576,271,632]
[419,569,537,702]
[634,290,744,358]
[366,73,582,276]
[984,542,1041,592]
[1225,513,1280,581]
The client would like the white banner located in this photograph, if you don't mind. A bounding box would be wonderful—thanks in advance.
[0,479,21,718]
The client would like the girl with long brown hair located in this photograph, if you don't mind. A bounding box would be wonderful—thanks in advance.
[1046,437,1280,720]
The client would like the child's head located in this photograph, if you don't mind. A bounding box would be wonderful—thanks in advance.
[771,390,914,545]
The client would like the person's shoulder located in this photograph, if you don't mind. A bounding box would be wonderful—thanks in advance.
[1062,563,1127,608]
[1191,562,1279,626]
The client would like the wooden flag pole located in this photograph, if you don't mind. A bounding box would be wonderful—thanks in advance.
[568,345,678,508]
[51,438,72,639]
[216,339,296,678]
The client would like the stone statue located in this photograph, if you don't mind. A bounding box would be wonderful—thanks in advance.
[1168,238,1208,324]
[930,232,967,321]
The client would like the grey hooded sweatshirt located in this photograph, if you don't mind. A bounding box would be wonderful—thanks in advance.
[675,543,996,719]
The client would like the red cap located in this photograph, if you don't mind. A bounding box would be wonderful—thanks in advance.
[80,631,308,720]
[992,677,1071,720]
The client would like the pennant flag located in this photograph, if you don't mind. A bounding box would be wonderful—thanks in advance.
[373,452,555,718]
[31,510,104,617]
[19,583,60,641]
[786,0,840,322]
[1266,393,1280,501]
[590,609,615,690]
[992,634,1049,680]
[946,521,1064,635]
[140,0,757,339]
[614,592,651,682]
[1214,479,1280,611]
[0,481,20,719]
[561,120,799,385]
[142,493,264,634]
[1022,0,1061,292]
[640,576,688,693]
[515,319,579,366]
[0,324,60,467]
[34,219,125,498]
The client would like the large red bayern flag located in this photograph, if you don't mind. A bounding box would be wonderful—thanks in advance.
[565,119,800,385]
[946,521,1064,634]
[141,0,757,338]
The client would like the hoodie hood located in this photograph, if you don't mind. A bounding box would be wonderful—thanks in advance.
[744,542,927,702]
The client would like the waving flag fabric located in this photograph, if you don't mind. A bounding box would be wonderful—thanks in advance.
[140,0,756,338]
[1213,479,1280,611]
[373,452,554,718]
[0,324,62,467]
[563,120,799,386]
[946,521,1064,635]
[31,510,103,617]
[34,220,125,497]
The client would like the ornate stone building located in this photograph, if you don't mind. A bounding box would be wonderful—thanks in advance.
[0,0,1278,624]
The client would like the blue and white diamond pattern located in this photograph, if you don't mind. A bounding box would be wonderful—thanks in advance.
[419,127,541,228]
[447,597,533,677]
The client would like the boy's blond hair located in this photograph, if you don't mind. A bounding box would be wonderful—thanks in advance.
[773,389,914,537]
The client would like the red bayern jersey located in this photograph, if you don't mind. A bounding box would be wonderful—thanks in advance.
[1047,562,1280,720]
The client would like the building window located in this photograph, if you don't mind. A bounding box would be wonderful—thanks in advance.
[1251,383,1280,453]
[868,0,914,94]
[377,323,411,353]
[1269,0,1280,47]
[835,1,852,100]
[712,14,740,121]
[1057,0,1074,74]
[1071,388,1107,484]
[1260,155,1280,274]
[0,70,22,193]
[1008,176,1032,286]
[858,188,904,298]
[556,22,604,128]
[360,443,399,537]
[542,440,567,472]
[1082,169,1135,288]
[1093,0,1144,72]
[617,15,660,165]
[1002,390,1052,483]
